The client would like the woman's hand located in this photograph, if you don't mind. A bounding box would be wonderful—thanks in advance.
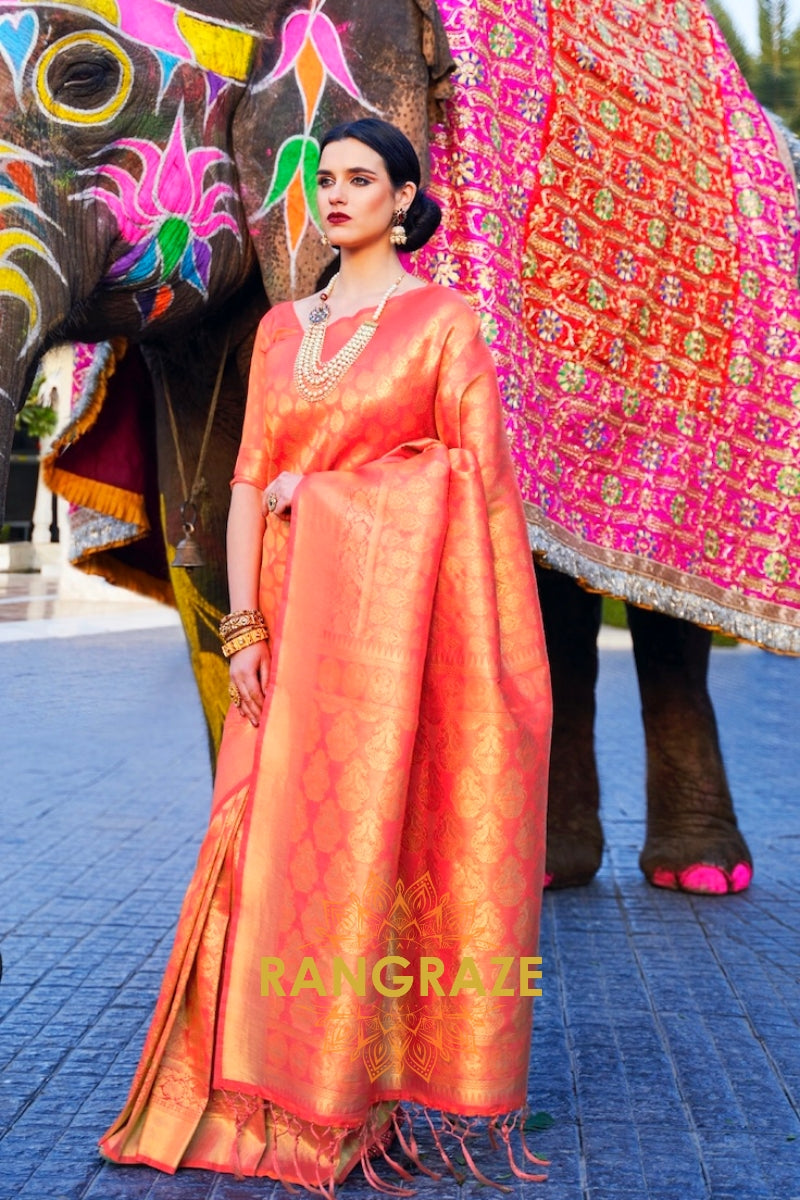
[229,641,271,727]
[262,472,302,519]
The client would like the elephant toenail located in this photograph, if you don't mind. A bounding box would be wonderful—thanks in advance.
[728,862,753,892]
[677,865,728,894]
[650,867,678,889]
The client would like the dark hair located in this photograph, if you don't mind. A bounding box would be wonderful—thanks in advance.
[318,118,442,252]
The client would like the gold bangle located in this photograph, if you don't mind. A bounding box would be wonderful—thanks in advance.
[219,609,265,640]
[221,626,270,658]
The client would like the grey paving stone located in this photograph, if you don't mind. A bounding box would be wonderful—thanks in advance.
[1,628,799,1200]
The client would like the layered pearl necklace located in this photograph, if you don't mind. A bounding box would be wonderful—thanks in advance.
[294,272,404,402]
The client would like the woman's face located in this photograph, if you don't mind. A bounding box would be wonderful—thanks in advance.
[316,138,412,250]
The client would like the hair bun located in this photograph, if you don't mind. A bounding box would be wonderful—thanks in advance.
[404,190,442,252]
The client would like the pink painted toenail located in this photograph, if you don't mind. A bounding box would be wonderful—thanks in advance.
[728,862,753,892]
[650,867,678,890]
[543,872,554,888]
[677,865,728,894]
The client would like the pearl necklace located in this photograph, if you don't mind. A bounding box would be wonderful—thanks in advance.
[294,272,404,402]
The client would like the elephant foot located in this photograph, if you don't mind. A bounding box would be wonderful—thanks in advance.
[640,821,753,895]
[544,812,604,889]
[649,862,752,895]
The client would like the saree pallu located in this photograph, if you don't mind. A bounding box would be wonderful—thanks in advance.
[419,0,800,653]
[99,435,551,1191]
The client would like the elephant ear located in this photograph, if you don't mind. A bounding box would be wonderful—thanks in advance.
[230,0,455,305]
[413,0,455,123]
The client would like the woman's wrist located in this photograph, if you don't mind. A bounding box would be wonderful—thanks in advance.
[219,609,270,658]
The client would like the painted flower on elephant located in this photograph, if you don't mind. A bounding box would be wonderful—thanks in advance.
[253,1,374,277]
[0,141,65,348]
[80,111,239,321]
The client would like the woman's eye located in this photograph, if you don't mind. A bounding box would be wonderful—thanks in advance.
[317,178,332,187]
[352,176,370,186]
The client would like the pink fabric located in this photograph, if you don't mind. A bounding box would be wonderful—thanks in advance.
[418,0,800,653]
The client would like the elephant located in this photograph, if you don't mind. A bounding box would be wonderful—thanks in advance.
[1,0,799,895]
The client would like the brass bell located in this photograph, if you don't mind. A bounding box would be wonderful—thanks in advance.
[172,502,204,570]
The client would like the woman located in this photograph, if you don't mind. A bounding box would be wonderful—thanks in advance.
[99,118,552,1192]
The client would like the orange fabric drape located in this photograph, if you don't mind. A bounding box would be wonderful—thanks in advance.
[100,287,551,1190]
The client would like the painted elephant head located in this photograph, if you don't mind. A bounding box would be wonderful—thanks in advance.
[0,0,452,507]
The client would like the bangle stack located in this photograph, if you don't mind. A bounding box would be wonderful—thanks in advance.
[219,609,269,658]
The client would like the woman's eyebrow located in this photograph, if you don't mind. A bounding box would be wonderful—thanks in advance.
[316,167,379,177]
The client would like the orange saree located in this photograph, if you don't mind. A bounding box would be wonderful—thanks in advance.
[99,286,552,1191]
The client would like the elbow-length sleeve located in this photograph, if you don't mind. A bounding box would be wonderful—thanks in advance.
[231,311,276,491]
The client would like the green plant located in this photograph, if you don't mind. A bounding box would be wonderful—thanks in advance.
[14,373,58,441]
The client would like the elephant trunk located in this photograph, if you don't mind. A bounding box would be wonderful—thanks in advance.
[0,182,116,517]
[0,394,17,513]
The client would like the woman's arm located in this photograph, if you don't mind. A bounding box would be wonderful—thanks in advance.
[226,482,270,726]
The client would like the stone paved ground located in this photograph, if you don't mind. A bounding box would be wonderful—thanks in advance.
[1,607,799,1200]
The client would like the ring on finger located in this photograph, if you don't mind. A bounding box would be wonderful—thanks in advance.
[228,681,242,707]
[266,492,278,513]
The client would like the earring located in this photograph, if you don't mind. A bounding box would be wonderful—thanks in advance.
[389,210,407,246]
[320,230,330,247]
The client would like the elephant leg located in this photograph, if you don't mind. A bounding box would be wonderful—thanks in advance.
[626,605,753,894]
[536,563,604,888]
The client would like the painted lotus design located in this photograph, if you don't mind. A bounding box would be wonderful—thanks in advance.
[256,0,375,279]
[77,110,240,321]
